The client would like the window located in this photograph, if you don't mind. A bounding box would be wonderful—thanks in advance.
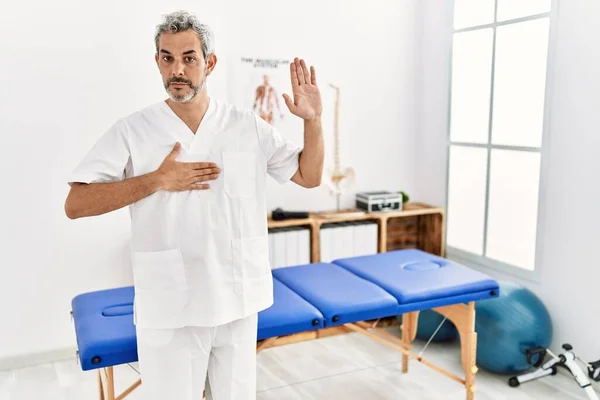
[446,0,552,275]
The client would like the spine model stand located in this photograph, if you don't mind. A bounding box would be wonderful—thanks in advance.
[510,343,600,400]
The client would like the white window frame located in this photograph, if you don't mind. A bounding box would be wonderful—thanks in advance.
[444,0,559,282]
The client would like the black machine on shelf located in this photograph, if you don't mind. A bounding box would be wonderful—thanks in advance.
[271,208,309,221]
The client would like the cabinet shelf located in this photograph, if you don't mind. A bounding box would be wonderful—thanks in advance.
[267,202,445,262]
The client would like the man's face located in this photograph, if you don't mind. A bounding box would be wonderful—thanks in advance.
[155,29,216,103]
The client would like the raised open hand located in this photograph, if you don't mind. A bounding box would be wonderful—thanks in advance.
[282,58,322,121]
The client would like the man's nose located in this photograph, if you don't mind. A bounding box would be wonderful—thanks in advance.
[171,60,185,76]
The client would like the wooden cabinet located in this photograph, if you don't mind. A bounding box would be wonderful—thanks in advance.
[267,202,445,260]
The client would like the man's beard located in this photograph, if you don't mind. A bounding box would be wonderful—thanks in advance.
[164,76,206,103]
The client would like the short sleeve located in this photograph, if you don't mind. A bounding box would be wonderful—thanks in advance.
[255,114,302,184]
[67,119,132,186]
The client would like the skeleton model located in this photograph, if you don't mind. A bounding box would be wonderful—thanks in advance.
[326,84,355,210]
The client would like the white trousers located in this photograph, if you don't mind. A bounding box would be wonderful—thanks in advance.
[135,313,258,400]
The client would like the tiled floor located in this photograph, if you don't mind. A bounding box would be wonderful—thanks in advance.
[0,328,595,399]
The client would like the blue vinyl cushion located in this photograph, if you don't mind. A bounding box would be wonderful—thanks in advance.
[71,250,500,370]
[272,263,399,327]
[332,249,499,311]
[257,278,325,340]
[71,286,137,371]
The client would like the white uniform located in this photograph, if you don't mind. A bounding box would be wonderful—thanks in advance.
[68,97,301,399]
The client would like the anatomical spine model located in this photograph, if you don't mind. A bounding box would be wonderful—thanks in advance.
[327,84,355,210]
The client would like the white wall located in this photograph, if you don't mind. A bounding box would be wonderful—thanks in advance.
[0,0,420,366]
[225,0,420,212]
[417,0,600,361]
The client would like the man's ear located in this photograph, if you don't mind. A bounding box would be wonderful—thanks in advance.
[155,53,159,68]
[206,53,218,75]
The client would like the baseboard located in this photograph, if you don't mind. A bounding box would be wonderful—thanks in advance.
[0,346,77,371]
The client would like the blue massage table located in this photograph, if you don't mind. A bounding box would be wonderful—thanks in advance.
[71,249,499,400]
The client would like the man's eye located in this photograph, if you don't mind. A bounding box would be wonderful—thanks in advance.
[186,57,195,63]
[163,56,172,62]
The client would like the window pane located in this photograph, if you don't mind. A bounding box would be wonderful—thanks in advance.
[491,18,550,147]
[450,29,493,144]
[454,0,495,30]
[497,0,551,21]
[447,145,488,255]
[486,149,541,270]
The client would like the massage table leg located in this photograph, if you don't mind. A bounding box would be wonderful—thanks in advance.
[401,312,419,373]
[97,367,115,400]
[116,379,142,400]
[348,303,478,400]
[433,301,477,400]
[98,370,105,400]
[459,302,477,400]
[97,366,142,400]
[106,367,115,400]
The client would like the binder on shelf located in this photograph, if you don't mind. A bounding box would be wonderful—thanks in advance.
[268,226,311,269]
[319,220,378,262]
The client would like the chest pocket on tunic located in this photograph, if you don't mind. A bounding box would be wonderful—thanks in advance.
[222,152,257,198]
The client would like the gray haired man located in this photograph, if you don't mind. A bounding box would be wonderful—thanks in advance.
[65,9,324,400]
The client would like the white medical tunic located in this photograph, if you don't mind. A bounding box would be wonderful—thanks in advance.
[69,98,301,329]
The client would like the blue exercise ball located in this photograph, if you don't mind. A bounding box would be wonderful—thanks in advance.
[414,309,458,342]
[475,281,553,374]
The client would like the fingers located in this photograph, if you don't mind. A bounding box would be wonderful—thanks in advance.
[282,93,296,113]
[197,167,220,176]
[300,59,310,85]
[295,58,306,85]
[290,59,300,87]
[188,162,219,170]
[189,171,220,182]
[189,183,210,190]
[166,142,182,160]
[187,165,220,185]
[291,58,316,86]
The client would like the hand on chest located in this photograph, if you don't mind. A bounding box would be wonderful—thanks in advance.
[130,112,265,200]
[166,142,262,200]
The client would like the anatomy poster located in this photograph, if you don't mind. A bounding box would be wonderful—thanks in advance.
[228,56,301,135]
[227,55,340,210]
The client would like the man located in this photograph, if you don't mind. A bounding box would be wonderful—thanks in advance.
[64,10,323,400]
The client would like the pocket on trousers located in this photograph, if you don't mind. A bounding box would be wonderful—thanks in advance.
[131,249,187,328]
[232,236,271,284]
[222,151,257,198]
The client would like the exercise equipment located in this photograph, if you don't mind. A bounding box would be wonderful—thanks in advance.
[71,249,499,400]
[509,344,600,400]
[474,280,553,374]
